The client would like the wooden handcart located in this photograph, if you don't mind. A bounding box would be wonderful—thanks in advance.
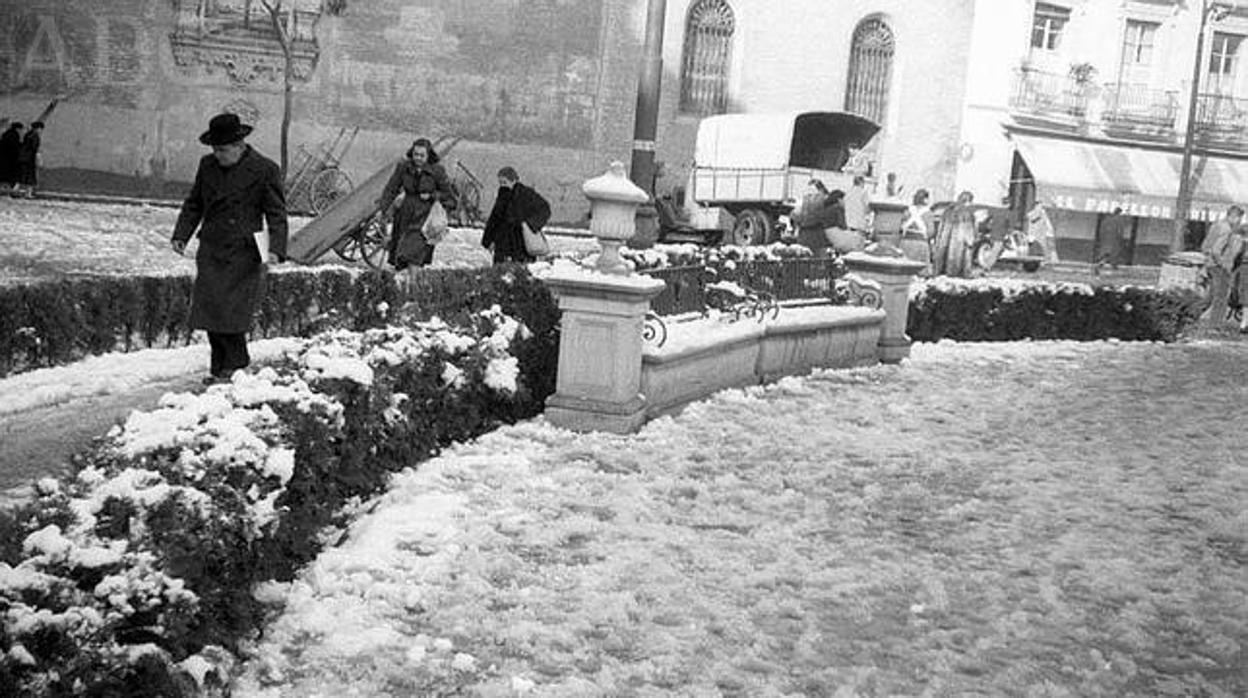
[286,157,400,268]
[286,126,359,215]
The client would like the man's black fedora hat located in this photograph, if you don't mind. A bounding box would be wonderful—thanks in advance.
[199,113,254,146]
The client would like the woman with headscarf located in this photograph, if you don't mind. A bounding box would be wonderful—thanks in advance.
[375,137,456,270]
[932,190,977,277]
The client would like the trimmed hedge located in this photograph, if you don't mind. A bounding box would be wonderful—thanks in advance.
[0,284,559,696]
[907,278,1204,343]
[0,265,563,380]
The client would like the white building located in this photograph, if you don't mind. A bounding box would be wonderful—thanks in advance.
[956,0,1248,265]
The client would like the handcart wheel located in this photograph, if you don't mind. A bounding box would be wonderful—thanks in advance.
[332,234,362,263]
[357,214,391,270]
[310,168,354,214]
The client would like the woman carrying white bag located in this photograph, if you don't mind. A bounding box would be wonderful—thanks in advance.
[481,166,552,264]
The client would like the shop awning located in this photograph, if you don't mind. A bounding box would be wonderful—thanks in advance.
[1010,133,1248,221]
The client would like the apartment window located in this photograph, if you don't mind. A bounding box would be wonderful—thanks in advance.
[1122,20,1158,66]
[679,0,735,115]
[1209,32,1243,81]
[844,18,894,124]
[1031,3,1071,51]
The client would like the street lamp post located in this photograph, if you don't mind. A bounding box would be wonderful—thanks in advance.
[1173,1,1231,251]
[627,0,667,248]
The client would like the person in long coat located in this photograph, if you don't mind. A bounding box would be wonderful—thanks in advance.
[15,121,43,197]
[931,190,977,277]
[481,166,551,264]
[0,121,23,191]
[171,113,288,384]
[1201,204,1244,326]
[376,137,456,270]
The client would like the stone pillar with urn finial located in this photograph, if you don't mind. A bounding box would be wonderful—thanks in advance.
[543,162,667,434]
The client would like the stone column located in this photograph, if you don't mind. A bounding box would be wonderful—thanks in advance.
[543,162,665,434]
[544,275,665,433]
[841,251,926,364]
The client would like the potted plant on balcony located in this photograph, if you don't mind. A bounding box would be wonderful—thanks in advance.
[1069,62,1097,86]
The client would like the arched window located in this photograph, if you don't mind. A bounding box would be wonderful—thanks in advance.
[680,0,735,115]
[844,18,895,125]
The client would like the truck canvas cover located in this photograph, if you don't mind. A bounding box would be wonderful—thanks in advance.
[694,111,881,170]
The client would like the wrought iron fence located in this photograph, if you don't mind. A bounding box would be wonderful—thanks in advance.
[643,258,845,316]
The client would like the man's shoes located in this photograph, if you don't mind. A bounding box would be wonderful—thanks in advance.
[202,373,230,386]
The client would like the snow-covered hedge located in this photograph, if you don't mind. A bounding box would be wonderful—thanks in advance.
[549,241,815,273]
[0,305,555,696]
[0,267,400,379]
[908,277,1204,342]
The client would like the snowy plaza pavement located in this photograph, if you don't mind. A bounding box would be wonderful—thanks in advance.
[232,339,1248,697]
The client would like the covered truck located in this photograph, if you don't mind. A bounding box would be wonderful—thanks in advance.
[687,111,881,246]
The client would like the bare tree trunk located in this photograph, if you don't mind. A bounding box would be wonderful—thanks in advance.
[262,0,293,177]
[281,53,292,177]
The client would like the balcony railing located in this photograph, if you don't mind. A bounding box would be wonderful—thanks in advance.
[1100,84,1180,130]
[1194,92,1248,140]
[1010,68,1091,119]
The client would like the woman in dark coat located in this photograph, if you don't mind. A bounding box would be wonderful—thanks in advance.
[171,113,288,384]
[0,121,23,190]
[376,137,455,270]
[481,166,551,264]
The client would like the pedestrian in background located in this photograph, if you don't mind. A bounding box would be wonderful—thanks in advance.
[899,188,933,273]
[481,166,551,265]
[821,189,858,254]
[932,190,976,277]
[1093,207,1130,274]
[844,175,872,237]
[14,121,43,198]
[171,113,288,385]
[0,121,24,193]
[1027,201,1058,265]
[376,137,455,270]
[792,179,832,255]
[1201,204,1244,327]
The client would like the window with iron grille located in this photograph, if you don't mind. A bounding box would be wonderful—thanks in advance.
[679,0,735,115]
[1031,3,1070,51]
[844,18,894,125]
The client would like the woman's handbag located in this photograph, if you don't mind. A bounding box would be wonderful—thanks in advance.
[421,200,449,244]
[521,221,551,257]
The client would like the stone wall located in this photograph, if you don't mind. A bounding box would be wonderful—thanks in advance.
[0,0,976,221]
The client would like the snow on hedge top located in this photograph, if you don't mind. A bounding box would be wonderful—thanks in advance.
[913,276,1095,301]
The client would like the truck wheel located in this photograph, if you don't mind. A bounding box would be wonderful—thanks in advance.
[730,209,773,247]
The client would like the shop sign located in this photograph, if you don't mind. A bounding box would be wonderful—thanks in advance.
[1045,192,1225,221]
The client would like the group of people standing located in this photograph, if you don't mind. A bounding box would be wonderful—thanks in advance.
[1201,204,1248,333]
[790,176,873,255]
[0,120,43,197]
[898,188,979,277]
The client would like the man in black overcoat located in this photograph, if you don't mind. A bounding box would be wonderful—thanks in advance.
[481,166,551,264]
[0,121,23,191]
[171,113,288,384]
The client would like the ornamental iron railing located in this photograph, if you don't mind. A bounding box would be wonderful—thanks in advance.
[643,257,845,317]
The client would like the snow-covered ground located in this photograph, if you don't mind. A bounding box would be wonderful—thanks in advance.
[4,197,1246,695]
[201,338,1239,696]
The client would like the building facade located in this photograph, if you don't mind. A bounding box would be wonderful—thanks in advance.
[0,0,979,225]
[957,0,1248,265]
